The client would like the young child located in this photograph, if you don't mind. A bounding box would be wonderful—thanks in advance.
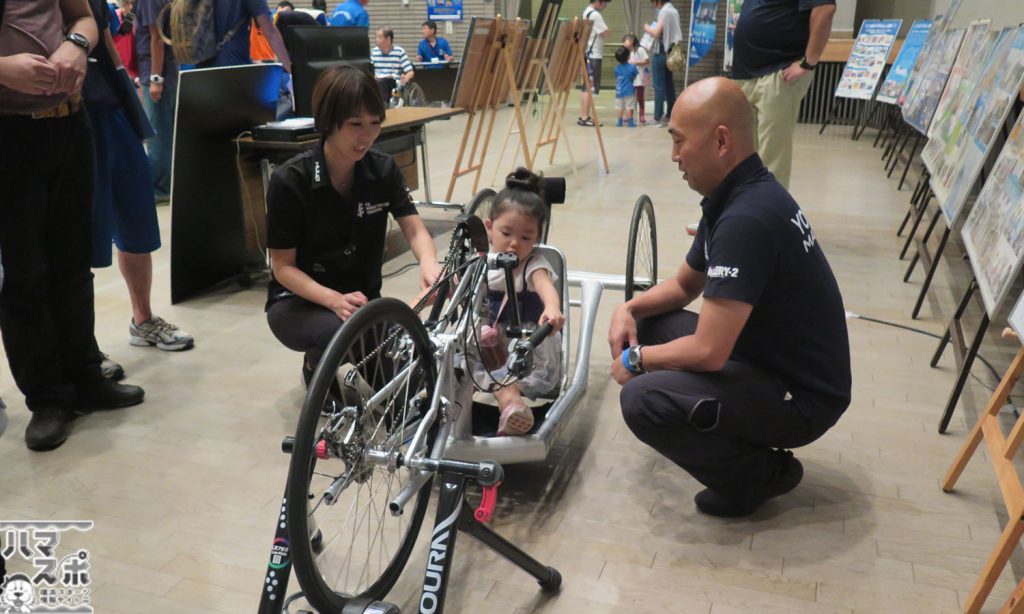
[623,34,650,125]
[614,46,639,127]
[477,168,565,436]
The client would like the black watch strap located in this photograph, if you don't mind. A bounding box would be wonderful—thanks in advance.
[65,32,90,52]
[799,56,817,71]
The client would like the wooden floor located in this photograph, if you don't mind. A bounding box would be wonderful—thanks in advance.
[2,99,1023,613]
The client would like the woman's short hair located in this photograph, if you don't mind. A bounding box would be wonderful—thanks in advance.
[311,65,386,136]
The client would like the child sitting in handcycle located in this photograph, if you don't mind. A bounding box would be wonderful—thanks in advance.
[475,168,565,436]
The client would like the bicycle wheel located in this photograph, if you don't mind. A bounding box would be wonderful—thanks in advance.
[287,298,437,611]
[403,81,428,107]
[625,195,658,302]
[464,187,497,220]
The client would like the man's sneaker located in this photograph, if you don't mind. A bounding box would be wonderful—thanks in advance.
[100,353,125,380]
[75,378,145,412]
[694,451,803,518]
[129,316,194,351]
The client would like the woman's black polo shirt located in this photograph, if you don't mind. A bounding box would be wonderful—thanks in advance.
[265,143,418,309]
[685,154,852,416]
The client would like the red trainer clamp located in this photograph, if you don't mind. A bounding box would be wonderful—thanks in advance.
[474,481,502,523]
[315,440,330,460]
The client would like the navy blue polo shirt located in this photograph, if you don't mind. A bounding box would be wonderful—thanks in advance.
[265,144,418,309]
[686,154,851,415]
[732,0,835,80]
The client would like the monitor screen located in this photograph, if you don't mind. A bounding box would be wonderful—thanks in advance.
[285,25,373,116]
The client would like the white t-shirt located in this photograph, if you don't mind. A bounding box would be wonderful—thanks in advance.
[658,2,684,52]
[583,6,608,60]
[630,47,649,86]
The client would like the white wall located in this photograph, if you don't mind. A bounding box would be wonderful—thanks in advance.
[833,0,857,38]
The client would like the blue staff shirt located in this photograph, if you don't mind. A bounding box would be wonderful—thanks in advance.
[330,0,369,27]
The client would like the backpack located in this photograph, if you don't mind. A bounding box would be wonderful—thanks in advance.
[158,0,247,65]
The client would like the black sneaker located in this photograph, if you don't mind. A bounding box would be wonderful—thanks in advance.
[694,451,804,518]
[25,407,75,451]
[75,378,145,412]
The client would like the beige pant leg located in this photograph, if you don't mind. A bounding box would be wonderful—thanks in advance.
[736,77,760,149]
[746,70,813,189]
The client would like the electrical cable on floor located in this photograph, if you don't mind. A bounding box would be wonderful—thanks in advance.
[847,310,1019,414]
[382,262,419,279]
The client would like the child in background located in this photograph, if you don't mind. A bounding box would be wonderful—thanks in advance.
[614,46,639,128]
[623,34,650,125]
[476,168,565,436]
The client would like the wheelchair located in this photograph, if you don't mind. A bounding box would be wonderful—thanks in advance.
[257,188,659,614]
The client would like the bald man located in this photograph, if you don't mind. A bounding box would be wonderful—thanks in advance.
[609,78,850,518]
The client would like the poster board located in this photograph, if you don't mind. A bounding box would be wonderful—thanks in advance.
[450,18,528,109]
[426,0,462,22]
[723,0,743,74]
[920,24,997,172]
[927,20,993,139]
[1010,288,1024,339]
[928,26,1024,225]
[834,19,902,100]
[901,28,965,134]
[877,20,933,104]
[963,110,1024,317]
[898,0,962,106]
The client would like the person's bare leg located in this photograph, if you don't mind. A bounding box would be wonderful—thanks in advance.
[580,90,592,120]
[117,250,153,325]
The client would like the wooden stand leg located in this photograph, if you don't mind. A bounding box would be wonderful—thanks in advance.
[900,190,933,260]
[903,209,942,282]
[898,135,922,190]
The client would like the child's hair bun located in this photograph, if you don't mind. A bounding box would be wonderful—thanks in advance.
[504,167,544,195]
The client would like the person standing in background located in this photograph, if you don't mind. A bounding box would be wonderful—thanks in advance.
[85,0,195,361]
[0,0,146,451]
[731,0,835,189]
[644,0,682,127]
[329,0,368,27]
[201,0,291,71]
[577,0,609,127]
[135,0,176,202]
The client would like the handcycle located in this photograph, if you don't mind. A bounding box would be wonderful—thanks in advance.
[389,81,428,109]
[256,187,659,613]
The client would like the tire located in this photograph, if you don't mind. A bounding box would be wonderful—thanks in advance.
[625,195,658,302]
[403,81,427,107]
[287,298,437,612]
[464,187,497,220]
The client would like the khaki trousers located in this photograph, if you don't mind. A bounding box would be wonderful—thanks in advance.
[736,70,814,189]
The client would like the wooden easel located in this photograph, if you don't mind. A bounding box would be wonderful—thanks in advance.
[943,328,1024,613]
[490,1,561,180]
[533,18,608,174]
[445,16,531,202]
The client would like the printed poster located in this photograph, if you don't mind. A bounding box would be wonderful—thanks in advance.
[834,19,902,100]
[898,0,963,107]
[926,26,1024,226]
[926,21,993,140]
[427,0,462,22]
[724,0,743,74]
[877,20,932,104]
[901,28,965,134]
[689,0,719,67]
[963,110,1024,316]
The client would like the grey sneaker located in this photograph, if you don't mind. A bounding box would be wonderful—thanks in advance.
[129,316,195,351]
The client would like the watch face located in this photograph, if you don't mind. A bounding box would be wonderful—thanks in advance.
[627,346,642,369]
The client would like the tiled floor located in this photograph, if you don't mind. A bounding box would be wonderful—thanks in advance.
[2,100,1023,612]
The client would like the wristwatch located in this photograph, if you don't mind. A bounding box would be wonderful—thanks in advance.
[622,345,645,375]
[64,32,90,53]
[798,56,817,71]
[150,74,165,85]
